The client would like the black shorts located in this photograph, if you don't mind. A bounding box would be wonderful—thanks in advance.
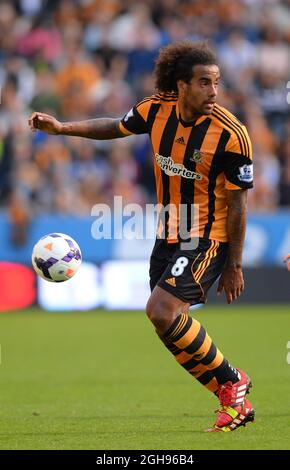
[149,238,228,305]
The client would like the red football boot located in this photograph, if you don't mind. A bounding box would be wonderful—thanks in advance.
[205,369,255,432]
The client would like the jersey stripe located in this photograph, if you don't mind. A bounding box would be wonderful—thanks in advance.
[212,105,250,157]
[212,109,246,157]
[155,94,178,102]
[158,107,179,240]
[168,122,192,241]
[151,105,177,239]
[180,118,212,239]
[190,121,224,238]
[214,104,249,156]
[216,105,251,158]
[136,99,154,123]
[137,97,152,105]
[147,103,161,135]
[203,129,231,239]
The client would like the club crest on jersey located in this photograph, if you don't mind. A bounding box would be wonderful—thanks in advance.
[190,149,204,163]
[155,153,202,180]
[237,164,253,183]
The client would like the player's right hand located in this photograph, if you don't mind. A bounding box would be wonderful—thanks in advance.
[217,265,244,304]
[283,254,290,271]
[28,112,63,135]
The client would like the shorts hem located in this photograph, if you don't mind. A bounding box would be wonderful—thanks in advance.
[157,280,205,306]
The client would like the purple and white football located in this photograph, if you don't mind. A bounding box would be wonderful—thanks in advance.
[31,233,82,282]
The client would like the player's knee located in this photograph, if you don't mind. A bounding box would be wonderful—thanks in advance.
[146,297,176,334]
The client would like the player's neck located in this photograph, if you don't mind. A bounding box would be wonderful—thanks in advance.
[178,101,203,122]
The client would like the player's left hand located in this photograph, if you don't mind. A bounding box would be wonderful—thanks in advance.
[217,266,244,304]
[283,254,290,271]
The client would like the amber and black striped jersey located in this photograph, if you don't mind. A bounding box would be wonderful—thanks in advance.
[119,93,253,243]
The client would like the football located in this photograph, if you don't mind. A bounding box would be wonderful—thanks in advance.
[31,233,82,282]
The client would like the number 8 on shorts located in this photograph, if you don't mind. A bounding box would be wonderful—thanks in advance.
[171,256,189,276]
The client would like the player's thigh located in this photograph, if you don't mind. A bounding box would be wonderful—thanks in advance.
[149,238,178,291]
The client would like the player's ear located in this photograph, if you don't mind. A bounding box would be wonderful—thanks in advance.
[177,80,187,93]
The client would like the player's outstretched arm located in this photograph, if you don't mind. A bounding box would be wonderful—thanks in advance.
[28,112,126,140]
[283,254,290,271]
[217,189,247,304]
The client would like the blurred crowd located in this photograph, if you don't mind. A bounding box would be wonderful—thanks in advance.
[0,0,289,244]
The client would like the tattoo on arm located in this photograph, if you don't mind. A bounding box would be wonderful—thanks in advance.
[62,118,126,140]
[226,189,248,268]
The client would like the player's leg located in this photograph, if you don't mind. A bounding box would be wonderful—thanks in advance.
[146,285,239,389]
[148,238,239,389]
[147,238,254,431]
[149,239,217,392]
[146,287,254,432]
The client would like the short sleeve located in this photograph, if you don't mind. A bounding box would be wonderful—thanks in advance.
[224,128,253,190]
[119,99,152,135]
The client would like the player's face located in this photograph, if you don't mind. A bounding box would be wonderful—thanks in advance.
[178,64,220,118]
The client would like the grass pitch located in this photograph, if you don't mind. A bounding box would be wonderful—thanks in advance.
[0,305,289,450]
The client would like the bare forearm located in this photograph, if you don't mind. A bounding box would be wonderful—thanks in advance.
[61,118,125,140]
[226,190,247,268]
[227,211,246,267]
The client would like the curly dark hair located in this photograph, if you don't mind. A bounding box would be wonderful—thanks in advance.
[155,41,218,93]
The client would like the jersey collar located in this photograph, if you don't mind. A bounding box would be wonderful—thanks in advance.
[175,101,209,127]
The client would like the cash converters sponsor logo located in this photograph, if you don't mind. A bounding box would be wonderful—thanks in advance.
[155,153,203,180]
